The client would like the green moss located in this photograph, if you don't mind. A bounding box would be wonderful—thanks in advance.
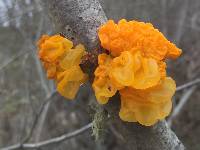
[91,105,108,141]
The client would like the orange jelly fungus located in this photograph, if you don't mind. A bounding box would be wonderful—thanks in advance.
[92,54,117,104]
[38,35,87,99]
[93,19,182,126]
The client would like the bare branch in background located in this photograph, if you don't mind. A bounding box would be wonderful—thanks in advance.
[0,122,92,150]
[0,86,57,150]
[31,11,52,142]
[0,48,30,71]
[173,0,188,45]
[166,78,200,127]
[21,90,57,143]
[109,124,125,142]
[176,78,200,91]
[16,6,54,143]
[168,86,197,127]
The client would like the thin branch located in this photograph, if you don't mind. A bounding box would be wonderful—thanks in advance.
[168,86,197,127]
[32,14,52,142]
[109,124,125,142]
[22,90,57,143]
[16,10,53,142]
[173,0,188,45]
[176,78,200,91]
[0,122,92,150]
[0,49,30,71]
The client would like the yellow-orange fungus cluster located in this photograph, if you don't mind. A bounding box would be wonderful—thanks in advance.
[38,35,88,99]
[93,19,182,126]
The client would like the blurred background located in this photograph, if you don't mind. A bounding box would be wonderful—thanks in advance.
[0,0,200,149]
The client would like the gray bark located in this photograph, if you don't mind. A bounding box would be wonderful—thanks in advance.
[43,0,107,50]
[42,0,185,149]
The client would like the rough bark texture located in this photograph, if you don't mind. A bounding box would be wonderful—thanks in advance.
[43,0,107,50]
[42,0,185,149]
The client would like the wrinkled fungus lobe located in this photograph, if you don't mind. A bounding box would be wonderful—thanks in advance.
[119,77,175,126]
[98,19,181,60]
[93,19,182,126]
[38,35,87,99]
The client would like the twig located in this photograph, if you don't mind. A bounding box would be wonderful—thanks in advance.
[168,86,197,127]
[176,78,200,91]
[109,124,125,142]
[0,49,30,71]
[31,12,51,142]
[0,122,92,150]
[22,90,57,143]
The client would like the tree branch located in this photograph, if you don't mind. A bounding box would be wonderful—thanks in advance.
[22,90,57,143]
[0,123,92,150]
[176,78,200,91]
[168,86,196,127]
[43,0,107,50]
[41,0,185,149]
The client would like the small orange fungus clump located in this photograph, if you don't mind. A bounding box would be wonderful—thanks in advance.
[93,54,117,104]
[92,19,182,126]
[38,35,87,99]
